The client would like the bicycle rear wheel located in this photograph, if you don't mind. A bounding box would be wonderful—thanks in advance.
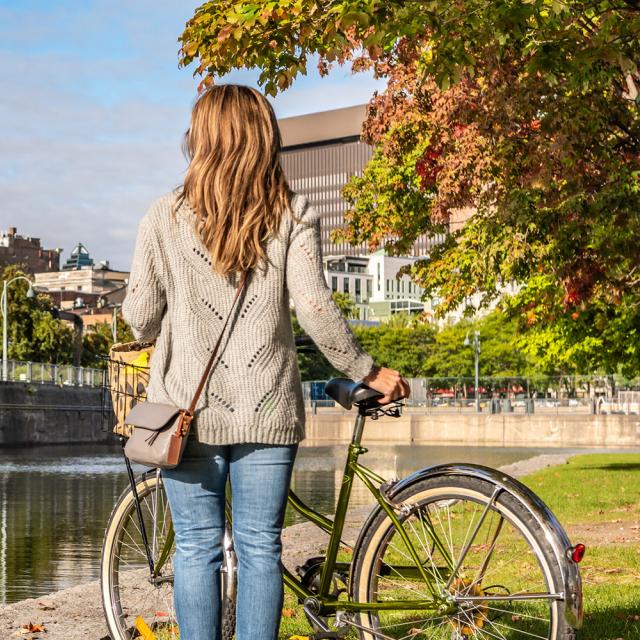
[351,475,575,640]
[101,470,237,640]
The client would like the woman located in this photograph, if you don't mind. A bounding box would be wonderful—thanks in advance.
[121,84,409,640]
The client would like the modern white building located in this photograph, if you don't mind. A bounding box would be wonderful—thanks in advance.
[323,255,372,303]
[322,251,426,322]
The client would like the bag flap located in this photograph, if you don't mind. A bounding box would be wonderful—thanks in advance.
[125,402,181,431]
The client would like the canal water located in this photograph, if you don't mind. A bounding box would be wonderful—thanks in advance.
[1,441,582,604]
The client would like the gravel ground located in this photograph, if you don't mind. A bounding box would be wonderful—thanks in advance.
[0,453,572,640]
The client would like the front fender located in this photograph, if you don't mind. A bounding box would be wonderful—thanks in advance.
[354,463,583,629]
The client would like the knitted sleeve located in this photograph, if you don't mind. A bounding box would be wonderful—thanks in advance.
[286,197,376,381]
[121,214,167,343]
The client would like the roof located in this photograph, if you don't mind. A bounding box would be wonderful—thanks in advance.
[278,104,367,150]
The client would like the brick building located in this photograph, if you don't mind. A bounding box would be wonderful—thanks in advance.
[0,226,62,273]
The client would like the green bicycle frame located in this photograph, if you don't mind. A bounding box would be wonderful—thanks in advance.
[151,405,454,614]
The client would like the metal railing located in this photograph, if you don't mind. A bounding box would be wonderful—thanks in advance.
[0,359,106,388]
[302,375,640,415]
[5,359,639,415]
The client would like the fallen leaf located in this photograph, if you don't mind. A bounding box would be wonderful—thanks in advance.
[615,612,640,621]
[282,607,296,618]
[20,623,45,634]
[134,616,157,640]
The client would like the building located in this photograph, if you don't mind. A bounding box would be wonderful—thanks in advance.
[366,251,425,319]
[322,252,426,322]
[0,226,62,273]
[279,106,437,258]
[323,255,372,304]
[278,106,498,326]
[61,242,93,270]
[34,243,129,311]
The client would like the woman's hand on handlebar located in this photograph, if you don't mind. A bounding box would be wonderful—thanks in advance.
[362,366,410,404]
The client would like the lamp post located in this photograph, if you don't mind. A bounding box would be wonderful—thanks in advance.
[1,276,36,382]
[464,330,481,413]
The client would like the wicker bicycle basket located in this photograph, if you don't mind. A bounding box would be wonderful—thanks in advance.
[104,340,155,437]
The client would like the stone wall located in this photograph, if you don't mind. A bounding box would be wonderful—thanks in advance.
[303,410,640,448]
[2,383,639,449]
[0,383,110,446]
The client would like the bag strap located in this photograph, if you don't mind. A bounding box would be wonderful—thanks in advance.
[186,271,249,416]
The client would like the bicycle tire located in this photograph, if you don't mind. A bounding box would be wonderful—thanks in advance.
[350,474,576,640]
[100,470,237,640]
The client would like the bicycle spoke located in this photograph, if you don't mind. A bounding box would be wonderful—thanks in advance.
[480,603,551,623]
[486,616,550,640]
[444,487,500,591]
[404,516,445,587]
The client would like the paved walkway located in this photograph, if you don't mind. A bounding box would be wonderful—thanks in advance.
[0,454,571,640]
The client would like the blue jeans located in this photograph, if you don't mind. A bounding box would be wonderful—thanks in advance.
[161,439,298,640]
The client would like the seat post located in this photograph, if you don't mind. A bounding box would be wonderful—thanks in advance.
[351,408,367,446]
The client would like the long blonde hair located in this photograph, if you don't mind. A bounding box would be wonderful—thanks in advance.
[175,84,291,276]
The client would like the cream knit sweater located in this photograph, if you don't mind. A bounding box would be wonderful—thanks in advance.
[121,190,375,445]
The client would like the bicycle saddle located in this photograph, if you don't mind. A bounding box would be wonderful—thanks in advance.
[324,377,384,410]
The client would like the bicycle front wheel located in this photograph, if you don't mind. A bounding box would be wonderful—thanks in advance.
[101,470,237,640]
[101,470,178,640]
[351,475,574,640]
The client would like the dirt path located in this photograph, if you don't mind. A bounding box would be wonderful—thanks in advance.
[0,452,581,640]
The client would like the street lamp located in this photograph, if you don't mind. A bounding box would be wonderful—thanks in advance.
[1,275,36,382]
[464,330,481,413]
[97,296,121,343]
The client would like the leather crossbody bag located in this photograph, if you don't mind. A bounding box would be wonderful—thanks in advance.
[123,272,248,468]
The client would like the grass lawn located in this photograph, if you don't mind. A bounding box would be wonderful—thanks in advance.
[522,453,640,640]
[276,453,640,640]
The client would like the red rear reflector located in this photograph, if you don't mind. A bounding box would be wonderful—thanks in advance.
[568,543,586,563]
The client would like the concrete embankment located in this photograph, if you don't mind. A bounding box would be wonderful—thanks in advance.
[0,383,108,446]
[303,408,640,448]
[2,382,639,449]
[0,454,571,640]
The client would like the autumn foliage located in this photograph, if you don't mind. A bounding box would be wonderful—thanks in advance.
[179,0,640,373]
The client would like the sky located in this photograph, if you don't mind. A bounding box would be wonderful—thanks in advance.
[0,0,385,271]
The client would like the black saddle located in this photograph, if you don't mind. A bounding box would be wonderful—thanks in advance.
[324,377,383,410]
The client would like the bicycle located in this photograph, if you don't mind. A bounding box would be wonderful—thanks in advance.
[100,340,584,640]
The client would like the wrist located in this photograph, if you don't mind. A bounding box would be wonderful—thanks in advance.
[362,364,381,384]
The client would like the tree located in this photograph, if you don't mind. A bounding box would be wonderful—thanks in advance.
[354,317,436,377]
[290,292,359,380]
[1,265,74,364]
[179,0,640,376]
[331,291,359,320]
[82,315,135,368]
[426,312,531,378]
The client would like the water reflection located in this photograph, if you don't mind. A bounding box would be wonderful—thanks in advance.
[2,442,582,604]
